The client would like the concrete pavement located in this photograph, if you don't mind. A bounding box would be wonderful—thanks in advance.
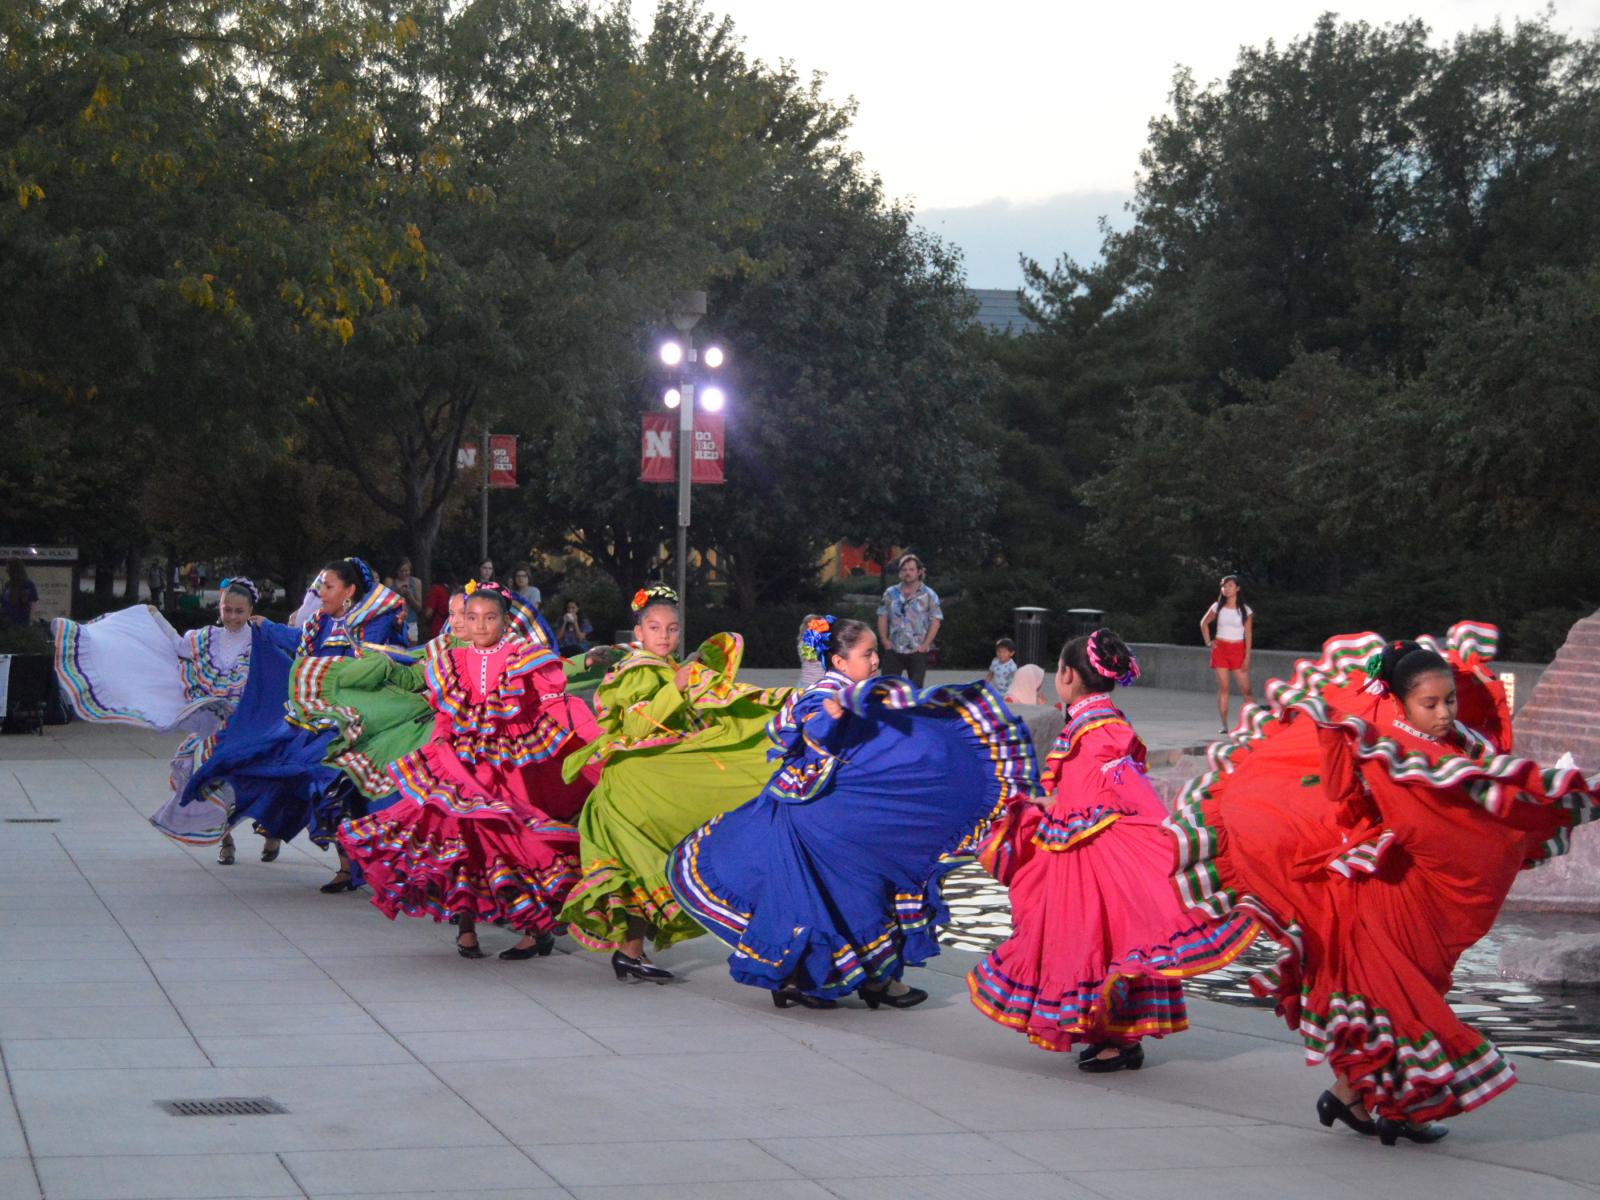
[1,718,1598,1200]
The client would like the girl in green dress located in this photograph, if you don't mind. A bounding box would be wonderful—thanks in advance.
[559,586,790,981]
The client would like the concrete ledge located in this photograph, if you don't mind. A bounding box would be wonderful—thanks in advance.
[1130,642,1549,709]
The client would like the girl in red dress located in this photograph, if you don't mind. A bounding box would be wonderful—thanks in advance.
[1168,623,1598,1143]
[337,583,602,959]
[969,629,1260,1071]
[1200,575,1254,733]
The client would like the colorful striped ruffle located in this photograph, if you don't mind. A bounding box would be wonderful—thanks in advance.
[560,858,687,952]
[1297,989,1518,1122]
[338,812,578,933]
[968,960,1189,1047]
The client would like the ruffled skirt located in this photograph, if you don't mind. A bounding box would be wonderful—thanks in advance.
[669,680,1033,998]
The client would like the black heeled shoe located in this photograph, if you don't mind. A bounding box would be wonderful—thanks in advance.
[1078,1043,1144,1073]
[319,870,358,894]
[772,986,838,1010]
[260,838,280,863]
[456,933,485,959]
[217,838,235,866]
[1376,1116,1448,1146]
[1077,1042,1109,1063]
[860,982,928,1010]
[611,950,673,983]
[1316,1090,1377,1136]
[499,933,557,961]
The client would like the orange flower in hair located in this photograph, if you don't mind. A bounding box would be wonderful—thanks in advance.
[631,589,649,611]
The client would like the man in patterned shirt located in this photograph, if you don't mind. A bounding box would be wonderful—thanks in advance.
[876,553,943,687]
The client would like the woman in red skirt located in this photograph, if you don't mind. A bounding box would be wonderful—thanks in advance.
[1168,622,1597,1144]
[1200,575,1254,732]
[338,583,601,959]
[969,629,1260,1071]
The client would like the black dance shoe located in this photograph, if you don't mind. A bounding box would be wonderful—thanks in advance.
[1316,1091,1377,1136]
[260,838,281,863]
[1077,1042,1110,1063]
[217,838,235,866]
[456,933,485,960]
[319,870,358,894]
[772,986,838,1010]
[1078,1043,1144,1073]
[1376,1116,1448,1146]
[611,950,673,983]
[860,982,928,1010]
[499,933,557,961]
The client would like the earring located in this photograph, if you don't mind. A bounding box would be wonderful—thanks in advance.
[341,596,352,614]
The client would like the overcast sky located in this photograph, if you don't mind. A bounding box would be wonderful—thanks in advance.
[635,1,1600,288]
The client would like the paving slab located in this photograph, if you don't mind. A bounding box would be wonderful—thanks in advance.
[3,718,1599,1200]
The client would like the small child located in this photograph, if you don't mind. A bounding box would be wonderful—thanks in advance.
[987,638,1018,695]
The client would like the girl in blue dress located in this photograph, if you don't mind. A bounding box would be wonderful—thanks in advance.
[179,557,408,891]
[669,616,1036,1009]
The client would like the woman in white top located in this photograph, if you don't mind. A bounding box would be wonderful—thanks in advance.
[1199,575,1254,733]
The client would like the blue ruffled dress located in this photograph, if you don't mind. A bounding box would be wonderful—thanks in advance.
[668,671,1037,998]
[179,588,407,846]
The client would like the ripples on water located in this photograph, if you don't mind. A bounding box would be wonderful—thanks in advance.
[938,864,1600,1069]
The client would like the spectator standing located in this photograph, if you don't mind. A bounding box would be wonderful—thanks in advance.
[2,560,38,626]
[876,553,942,687]
[145,560,165,610]
[987,637,1018,694]
[1200,574,1255,733]
[477,558,496,584]
[388,559,423,645]
[511,565,542,611]
[423,570,456,640]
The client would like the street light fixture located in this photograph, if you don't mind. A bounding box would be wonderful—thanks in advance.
[656,290,733,653]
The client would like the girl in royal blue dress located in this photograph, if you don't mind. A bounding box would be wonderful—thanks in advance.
[179,557,408,892]
[669,617,1036,1009]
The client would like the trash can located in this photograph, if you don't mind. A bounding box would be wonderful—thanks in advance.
[1066,607,1105,638]
[1012,606,1049,667]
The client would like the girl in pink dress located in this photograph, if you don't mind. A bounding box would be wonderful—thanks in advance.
[969,628,1259,1070]
[338,583,602,960]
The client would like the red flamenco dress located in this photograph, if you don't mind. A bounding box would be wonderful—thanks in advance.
[1167,622,1599,1122]
[337,639,602,934]
[969,693,1260,1051]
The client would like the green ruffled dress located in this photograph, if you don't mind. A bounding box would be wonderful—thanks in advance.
[557,632,791,951]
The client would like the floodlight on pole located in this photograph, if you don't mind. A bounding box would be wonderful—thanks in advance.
[663,387,681,409]
[702,345,725,369]
[700,386,725,412]
[659,341,684,367]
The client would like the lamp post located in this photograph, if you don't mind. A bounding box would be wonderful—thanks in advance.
[658,291,728,655]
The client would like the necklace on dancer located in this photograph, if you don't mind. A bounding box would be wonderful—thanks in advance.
[1392,718,1439,742]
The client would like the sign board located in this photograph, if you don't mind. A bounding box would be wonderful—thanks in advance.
[0,545,77,624]
[640,413,724,484]
[457,435,518,488]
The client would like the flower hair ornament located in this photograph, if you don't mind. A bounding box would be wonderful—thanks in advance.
[631,584,679,613]
[464,579,514,604]
[1086,629,1141,688]
[1363,650,1390,696]
[799,615,835,663]
[219,576,260,606]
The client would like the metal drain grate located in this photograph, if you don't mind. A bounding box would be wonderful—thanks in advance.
[159,1097,287,1117]
[4,817,60,824]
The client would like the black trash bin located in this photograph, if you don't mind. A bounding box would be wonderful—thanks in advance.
[1012,606,1049,667]
[1066,607,1105,638]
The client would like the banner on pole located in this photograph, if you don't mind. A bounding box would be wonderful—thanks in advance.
[457,435,518,488]
[640,413,724,484]
[488,434,517,488]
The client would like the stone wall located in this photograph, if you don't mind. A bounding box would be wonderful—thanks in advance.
[1129,642,1548,711]
[1506,611,1600,913]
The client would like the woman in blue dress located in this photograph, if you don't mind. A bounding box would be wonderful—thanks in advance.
[669,616,1036,1009]
[179,557,408,892]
